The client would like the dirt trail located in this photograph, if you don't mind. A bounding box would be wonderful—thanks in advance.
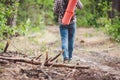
[47,26,120,79]
[1,26,120,80]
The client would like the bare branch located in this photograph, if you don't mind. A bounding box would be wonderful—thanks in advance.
[0,56,89,69]
[45,51,48,61]
[35,54,43,60]
[3,40,10,53]
[40,68,52,80]
[50,50,64,62]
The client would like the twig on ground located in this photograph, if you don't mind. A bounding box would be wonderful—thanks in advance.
[0,59,8,65]
[35,54,43,60]
[46,51,48,61]
[3,40,10,53]
[49,59,58,68]
[45,57,52,64]
[39,68,52,80]
[50,50,64,62]
[41,53,49,68]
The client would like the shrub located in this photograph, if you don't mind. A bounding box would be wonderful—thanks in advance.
[105,17,120,42]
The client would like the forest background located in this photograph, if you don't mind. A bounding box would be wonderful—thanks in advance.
[0,0,120,45]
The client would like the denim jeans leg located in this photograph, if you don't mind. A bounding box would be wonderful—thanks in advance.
[68,22,76,59]
[59,24,69,60]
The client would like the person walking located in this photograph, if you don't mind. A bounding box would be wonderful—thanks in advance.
[54,0,83,63]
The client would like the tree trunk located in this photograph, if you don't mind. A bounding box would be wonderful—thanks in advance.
[112,0,120,12]
[111,0,120,18]
[5,0,19,27]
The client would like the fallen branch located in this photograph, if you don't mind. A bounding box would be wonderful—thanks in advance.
[0,60,8,65]
[0,56,89,69]
[45,57,52,64]
[45,63,89,69]
[41,52,50,68]
[50,50,64,62]
[35,54,43,60]
[0,56,41,65]
[46,52,48,61]
[3,40,10,53]
[40,68,52,80]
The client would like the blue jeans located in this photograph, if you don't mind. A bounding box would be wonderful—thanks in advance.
[59,22,76,60]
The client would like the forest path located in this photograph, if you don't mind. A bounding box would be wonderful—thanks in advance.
[7,26,120,79]
[47,26,120,79]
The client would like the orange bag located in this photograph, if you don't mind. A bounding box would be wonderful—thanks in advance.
[62,0,78,25]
